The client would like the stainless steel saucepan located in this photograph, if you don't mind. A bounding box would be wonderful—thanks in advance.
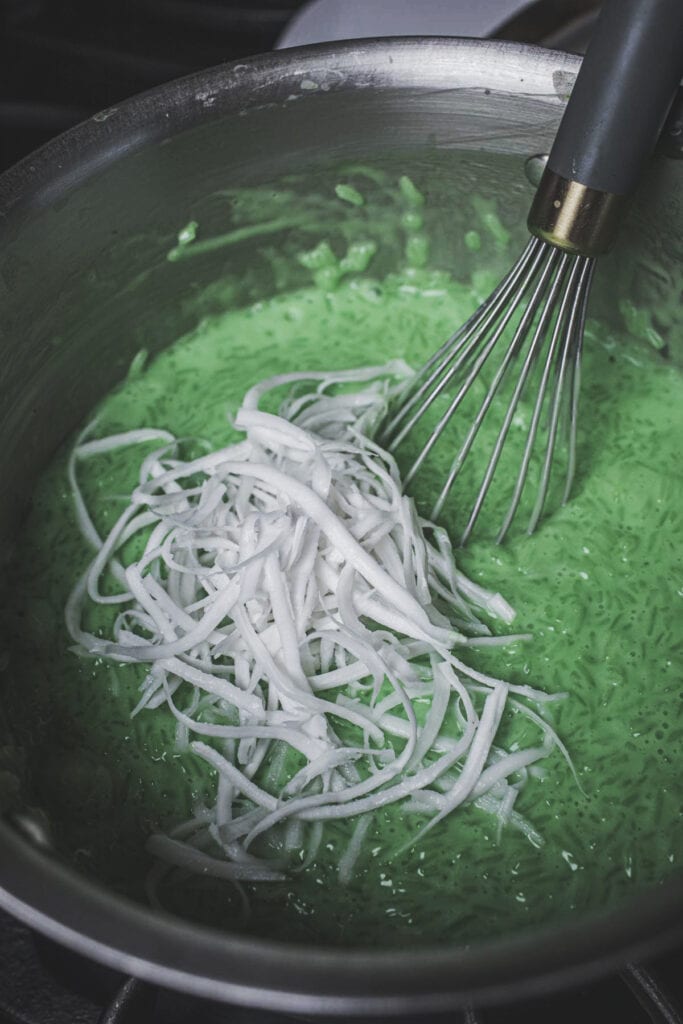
[0,38,681,1016]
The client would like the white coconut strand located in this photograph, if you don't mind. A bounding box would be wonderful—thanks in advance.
[338,814,374,885]
[198,460,440,637]
[146,834,284,882]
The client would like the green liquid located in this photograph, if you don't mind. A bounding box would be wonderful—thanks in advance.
[3,268,682,948]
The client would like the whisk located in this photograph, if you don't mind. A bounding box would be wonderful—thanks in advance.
[380,0,683,545]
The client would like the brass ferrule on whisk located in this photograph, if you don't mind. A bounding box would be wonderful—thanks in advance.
[527,168,626,258]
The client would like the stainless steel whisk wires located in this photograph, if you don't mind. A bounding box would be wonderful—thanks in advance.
[379,0,683,544]
[378,239,595,544]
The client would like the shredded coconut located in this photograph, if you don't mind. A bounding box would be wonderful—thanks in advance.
[66,362,565,893]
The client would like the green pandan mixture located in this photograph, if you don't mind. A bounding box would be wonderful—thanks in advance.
[1,178,682,950]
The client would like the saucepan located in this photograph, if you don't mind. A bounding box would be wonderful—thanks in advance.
[0,38,681,1015]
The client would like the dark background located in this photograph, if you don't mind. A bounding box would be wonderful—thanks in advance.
[0,0,304,170]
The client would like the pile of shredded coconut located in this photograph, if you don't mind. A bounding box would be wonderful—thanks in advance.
[66,362,569,893]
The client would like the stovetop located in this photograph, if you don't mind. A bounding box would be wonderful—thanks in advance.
[1,2,681,1022]
[0,904,681,1024]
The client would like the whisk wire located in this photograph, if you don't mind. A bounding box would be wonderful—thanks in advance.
[457,249,571,543]
[527,255,595,535]
[430,246,563,524]
[497,253,582,542]
[562,259,594,507]
[397,241,548,492]
[378,238,542,451]
[382,238,596,543]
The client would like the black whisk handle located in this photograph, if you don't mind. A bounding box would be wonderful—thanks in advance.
[528,0,683,256]
[551,0,683,196]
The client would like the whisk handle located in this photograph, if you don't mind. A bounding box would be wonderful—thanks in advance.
[528,0,683,256]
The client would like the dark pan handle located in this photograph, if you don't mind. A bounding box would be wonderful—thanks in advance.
[529,0,683,255]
